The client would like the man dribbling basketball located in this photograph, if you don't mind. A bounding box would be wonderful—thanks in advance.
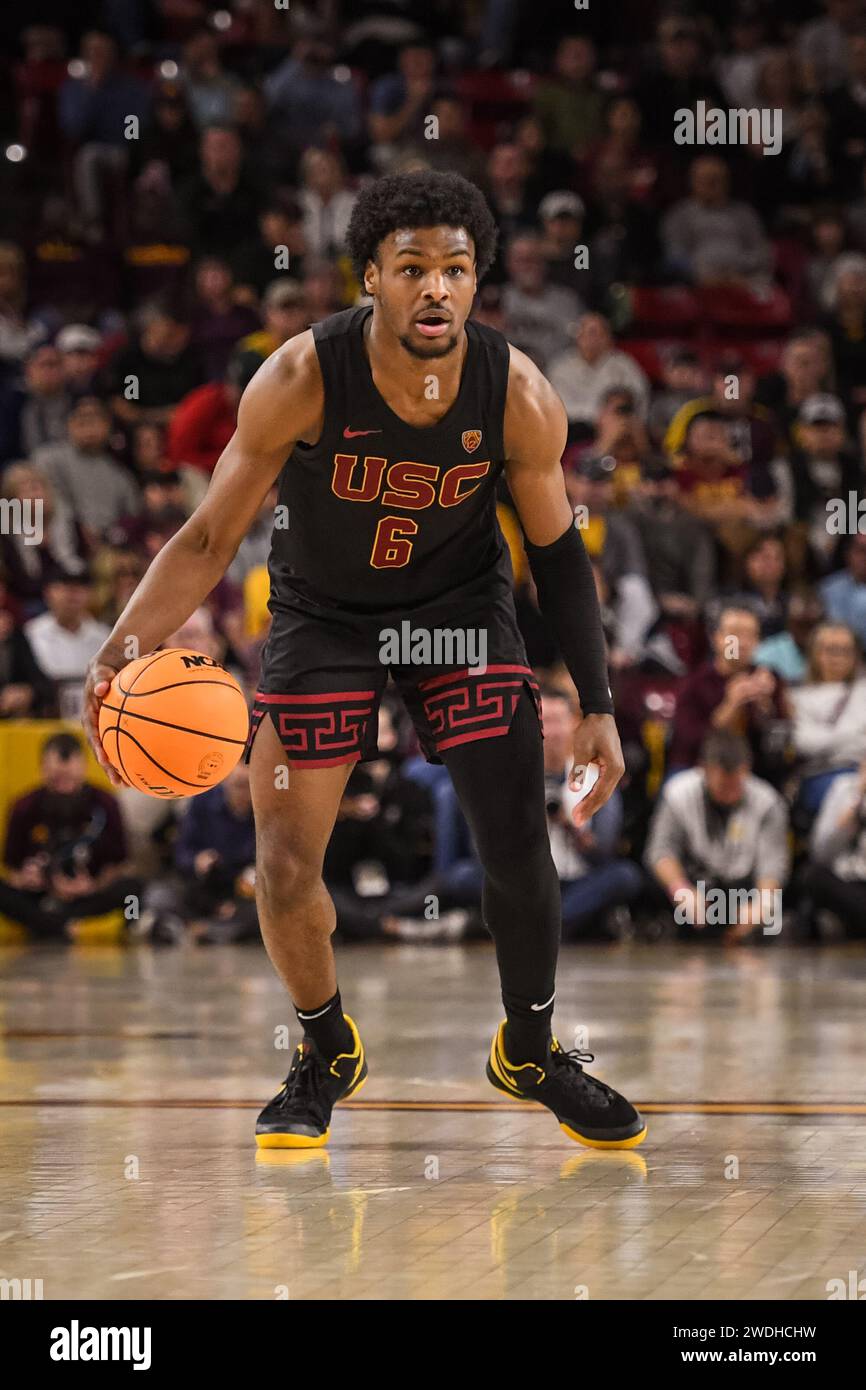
[83,171,646,1150]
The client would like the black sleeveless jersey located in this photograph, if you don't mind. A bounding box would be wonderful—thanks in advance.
[268,305,515,620]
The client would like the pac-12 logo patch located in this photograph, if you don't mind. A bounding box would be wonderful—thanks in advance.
[462,429,482,453]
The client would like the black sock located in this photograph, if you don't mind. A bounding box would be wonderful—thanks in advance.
[502,990,553,1065]
[294,989,354,1062]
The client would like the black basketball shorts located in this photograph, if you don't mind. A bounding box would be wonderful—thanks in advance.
[244,593,543,768]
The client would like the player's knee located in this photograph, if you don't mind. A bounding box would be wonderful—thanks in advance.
[478,824,554,894]
[256,838,321,912]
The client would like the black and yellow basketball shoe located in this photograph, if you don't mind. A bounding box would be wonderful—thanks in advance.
[255,1014,367,1148]
[487,1021,647,1149]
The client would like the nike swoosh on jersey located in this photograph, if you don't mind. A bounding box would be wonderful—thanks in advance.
[343,427,382,438]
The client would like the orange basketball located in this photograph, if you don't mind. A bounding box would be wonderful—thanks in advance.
[98,648,250,798]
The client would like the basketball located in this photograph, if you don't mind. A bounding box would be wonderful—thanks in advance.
[98,648,250,799]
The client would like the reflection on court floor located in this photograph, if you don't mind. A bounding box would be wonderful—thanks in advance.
[1,941,864,1300]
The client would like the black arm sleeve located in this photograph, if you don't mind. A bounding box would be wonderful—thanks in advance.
[524,522,615,716]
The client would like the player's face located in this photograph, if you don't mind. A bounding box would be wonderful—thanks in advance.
[367,226,477,360]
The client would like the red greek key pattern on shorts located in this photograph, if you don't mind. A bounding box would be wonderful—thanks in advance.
[250,690,376,767]
[418,665,540,752]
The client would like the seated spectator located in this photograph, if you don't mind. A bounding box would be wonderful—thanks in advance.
[715,4,770,108]
[672,414,780,559]
[581,95,658,207]
[56,324,102,398]
[176,124,263,261]
[796,754,866,939]
[263,35,362,153]
[665,353,780,483]
[368,42,437,159]
[626,456,716,625]
[825,30,866,198]
[166,354,257,489]
[103,302,203,428]
[755,588,825,684]
[12,343,72,460]
[583,153,660,293]
[188,257,259,381]
[789,621,866,812]
[786,392,860,574]
[667,605,788,780]
[645,730,789,943]
[233,279,307,373]
[298,148,356,260]
[93,547,146,627]
[548,312,650,429]
[0,242,47,368]
[661,155,773,287]
[501,233,582,370]
[33,396,141,544]
[231,199,307,302]
[633,16,726,150]
[795,0,856,90]
[141,763,257,944]
[129,85,199,189]
[804,207,848,314]
[532,35,603,159]
[0,462,87,613]
[485,143,537,283]
[231,85,289,192]
[724,533,790,638]
[23,571,109,718]
[403,95,487,187]
[754,329,833,446]
[647,347,706,449]
[537,191,593,302]
[823,252,866,412]
[757,46,808,148]
[512,113,577,209]
[564,454,657,666]
[179,29,242,132]
[129,421,170,474]
[584,386,652,502]
[0,731,138,939]
[0,578,53,716]
[57,30,149,238]
[846,162,866,253]
[821,533,866,646]
[108,468,188,552]
[301,259,346,321]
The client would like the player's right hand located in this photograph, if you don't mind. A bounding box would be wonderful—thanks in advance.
[82,658,125,788]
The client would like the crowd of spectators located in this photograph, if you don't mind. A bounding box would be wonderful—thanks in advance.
[5,1,866,946]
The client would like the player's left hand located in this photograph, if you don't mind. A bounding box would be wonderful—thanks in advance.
[568,713,625,828]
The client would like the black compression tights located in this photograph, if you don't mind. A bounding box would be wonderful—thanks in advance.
[438,685,562,1057]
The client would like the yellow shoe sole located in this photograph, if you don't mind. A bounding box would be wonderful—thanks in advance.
[254,1071,368,1149]
[560,1120,648,1150]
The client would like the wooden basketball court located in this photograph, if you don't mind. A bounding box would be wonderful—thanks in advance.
[1,940,864,1301]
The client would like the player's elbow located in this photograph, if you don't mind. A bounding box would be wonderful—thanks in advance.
[181,514,237,570]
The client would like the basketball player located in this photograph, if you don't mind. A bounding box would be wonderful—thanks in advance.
[83,172,646,1150]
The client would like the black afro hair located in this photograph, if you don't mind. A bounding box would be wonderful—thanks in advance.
[346,170,498,283]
